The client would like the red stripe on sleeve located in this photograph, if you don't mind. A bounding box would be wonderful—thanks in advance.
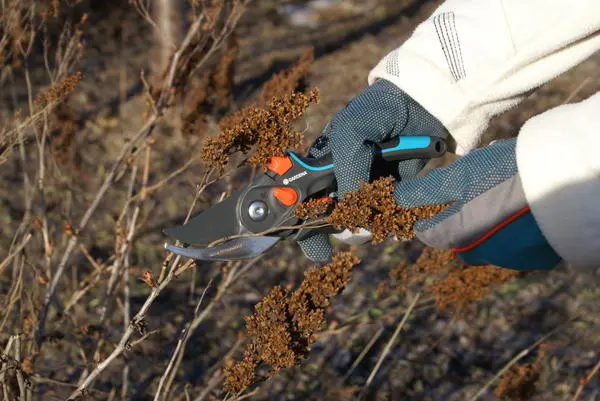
[452,206,531,256]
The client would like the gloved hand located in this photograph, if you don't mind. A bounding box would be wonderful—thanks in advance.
[394,137,561,270]
[297,78,448,261]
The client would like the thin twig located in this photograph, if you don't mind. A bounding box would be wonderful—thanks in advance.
[364,293,421,388]
[128,329,161,349]
[65,173,239,399]
[562,77,591,105]
[227,387,259,401]
[31,376,107,395]
[121,239,132,401]
[207,219,330,247]
[161,257,261,399]
[0,337,15,400]
[192,372,225,401]
[0,233,32,277]
[571,359,600,401]
[343,325,385,382]
[65,259,179,400]
[77,164,140,384]
[13,335,26,401]
[154,278,216,401]
[36,112,157,347]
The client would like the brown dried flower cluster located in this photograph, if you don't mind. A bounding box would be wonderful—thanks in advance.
[295,181,518,310]
[328,177,451,243]
[182,36,239,135]
[385,248,521,310]
[34,72,82,107]
[181,77,210,135]
[412,247,460,277]
[51,102,83,167]
[210,36,238,112]
[258,48,314,105]
[224,252,360,394]
[201,88,319,169]
[294,197,332,219]
[429,264,520,310]
[224,347,259,393]
[495,344,548,401]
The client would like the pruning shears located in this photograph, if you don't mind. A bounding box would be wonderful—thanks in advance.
[163,136,446,261]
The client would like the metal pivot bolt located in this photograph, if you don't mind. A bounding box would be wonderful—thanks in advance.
[248,201,268,221]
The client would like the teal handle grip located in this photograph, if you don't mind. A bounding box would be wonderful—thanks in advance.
[288,135,446,171]
[376,136,446,162]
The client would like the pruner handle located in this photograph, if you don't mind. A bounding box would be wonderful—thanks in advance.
[285,135,447,241]
[375,136,446,162]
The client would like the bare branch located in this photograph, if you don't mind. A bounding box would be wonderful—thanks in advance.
[37,3,249,345]
[571,359,600,401]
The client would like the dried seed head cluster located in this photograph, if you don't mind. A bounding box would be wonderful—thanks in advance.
[34,72,83,107]
[51,102,82,167]
[328,177,451,243]
[181,76,210,135]
[182,36,238,136]
[224,252,360,394]
[385,248,521,310]
[495,344,548,401]
[429,264,520,310]
[258,48,314,105]
[201,88,319,169]
[316,181,516,308]
[210,36,238,111]
[294,197,332,219]
[413,247,459,277]
[224,347,258,393]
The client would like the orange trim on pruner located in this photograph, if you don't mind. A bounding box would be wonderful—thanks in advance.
[267,156,293,175]
[273,187,298,206]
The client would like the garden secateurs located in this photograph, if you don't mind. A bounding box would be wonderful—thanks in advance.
[163,136,447,261]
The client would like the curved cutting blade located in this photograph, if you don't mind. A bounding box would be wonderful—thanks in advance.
[163,189,243,245]
[164,236,280,261]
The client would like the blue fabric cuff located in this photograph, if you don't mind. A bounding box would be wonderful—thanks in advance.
[454,210,561,271]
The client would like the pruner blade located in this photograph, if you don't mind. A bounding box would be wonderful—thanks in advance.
[164,236,280,261]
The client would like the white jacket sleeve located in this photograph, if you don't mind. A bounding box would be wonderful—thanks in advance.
[369,0,600,268]
[369,0,600,154]
[516,93,600,269]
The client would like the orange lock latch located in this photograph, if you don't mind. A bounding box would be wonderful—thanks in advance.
[267,156,293,176]
[273,187,298,206]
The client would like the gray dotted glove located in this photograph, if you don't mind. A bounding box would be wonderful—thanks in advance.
[297,79,448,261]
[394,138,561,270]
